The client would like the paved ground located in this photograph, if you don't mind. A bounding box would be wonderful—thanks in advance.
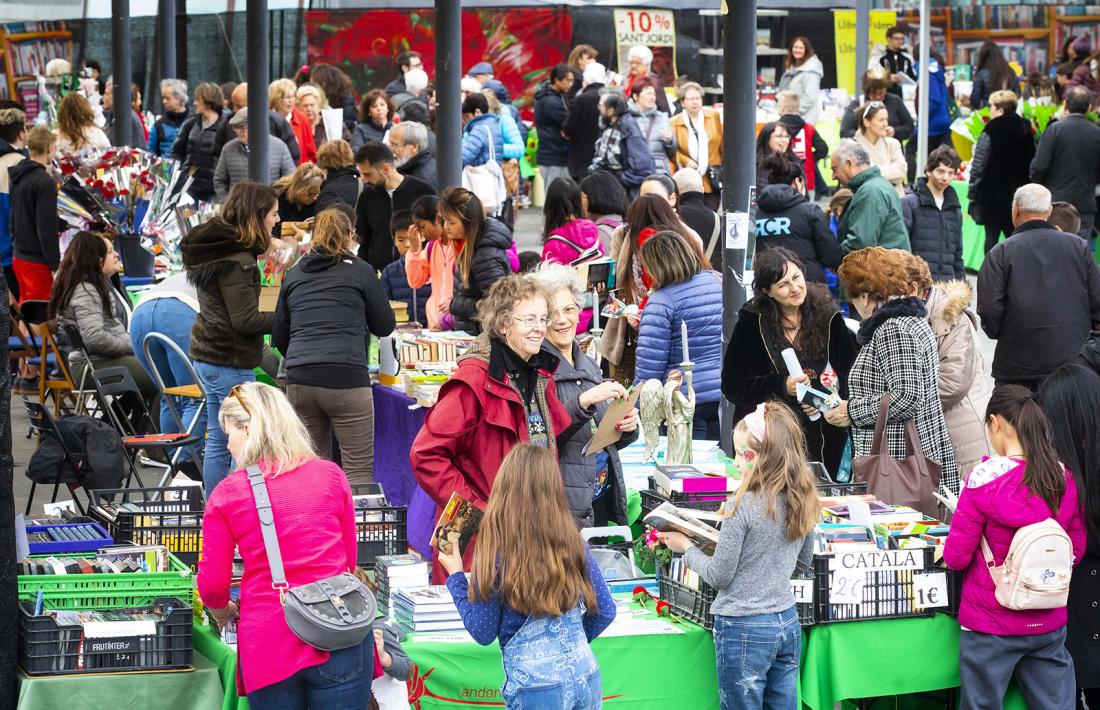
[8,206,995,515]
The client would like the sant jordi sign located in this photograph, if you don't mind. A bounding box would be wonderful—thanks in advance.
[614,8,678,91]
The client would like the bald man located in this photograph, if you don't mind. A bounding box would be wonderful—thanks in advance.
[213,81,300,165]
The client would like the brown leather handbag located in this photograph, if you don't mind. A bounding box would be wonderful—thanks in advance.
[852,394,942,517]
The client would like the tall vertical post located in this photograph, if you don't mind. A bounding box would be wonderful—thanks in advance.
[916,0,931,176]
[855,0,870,91]
[111,0,132,147]
[246,0,270,183]
[158,0,177,80]
[435,0,462,190]
[720,0,757,454]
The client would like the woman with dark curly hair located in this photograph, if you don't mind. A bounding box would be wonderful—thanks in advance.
[350,89,394,151]
[722,247,857,474]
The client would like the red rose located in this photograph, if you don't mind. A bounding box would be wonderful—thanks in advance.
[656,600,670,616]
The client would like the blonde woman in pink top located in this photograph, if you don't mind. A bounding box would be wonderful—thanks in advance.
[405,195,456,331]
[197,382,372,707]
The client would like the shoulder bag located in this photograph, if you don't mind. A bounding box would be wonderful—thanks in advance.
[461,125,507,216]
[247,464,376,651]
[851,394,942,517]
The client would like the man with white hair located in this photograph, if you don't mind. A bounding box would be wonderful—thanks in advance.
[149,78,189,157]
[564,62,608,180]
[977,183,1100,389]
[389,121,437,189]
[624,45,671,114]
[391,68,428,112]
[830,138,908,253]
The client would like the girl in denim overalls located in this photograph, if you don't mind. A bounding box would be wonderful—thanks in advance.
[438,444,617,709]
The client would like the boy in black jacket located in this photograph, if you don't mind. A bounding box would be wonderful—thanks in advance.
[380,211,431,325]
[902,145,964,282]
[9,126,59,303]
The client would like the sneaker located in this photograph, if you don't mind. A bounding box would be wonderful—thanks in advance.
[13,377,37,394]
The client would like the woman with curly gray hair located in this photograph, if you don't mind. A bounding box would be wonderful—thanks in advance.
[529,263,638,527]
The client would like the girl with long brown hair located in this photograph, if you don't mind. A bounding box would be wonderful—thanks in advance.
[55,93,110,154]
[437,444,616,708]
[944,385,1085,709]
[438,186,516,333]
[661,401,817,710]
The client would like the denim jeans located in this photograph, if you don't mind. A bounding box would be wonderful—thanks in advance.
[501,604,601,709]
[130,298,205,460]
[246,635,374,710]
[713,607,801,710]
[193,361,254,494]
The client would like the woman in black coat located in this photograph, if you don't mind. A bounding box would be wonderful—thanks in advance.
[1039,363,1100,706]
[314,139,360,213]
[438,187,514,334]
[967,91,1035,253]
[722,248,857,475]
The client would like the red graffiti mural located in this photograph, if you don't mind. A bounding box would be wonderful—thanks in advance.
[305,8,573,119]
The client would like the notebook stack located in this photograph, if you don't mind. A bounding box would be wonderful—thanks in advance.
[375,554,429,617]
[393,586,464,634]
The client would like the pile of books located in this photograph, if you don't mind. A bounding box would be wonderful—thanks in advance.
[396,331,475,369]
[375,554,429,617]
[393,586,464,634]
[17,545,173,575]
[652,464,739,498]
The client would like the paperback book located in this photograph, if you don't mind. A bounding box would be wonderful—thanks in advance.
[433,493,483,557]
[643,502,722,553]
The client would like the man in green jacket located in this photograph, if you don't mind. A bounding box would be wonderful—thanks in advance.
[831,139,910,253]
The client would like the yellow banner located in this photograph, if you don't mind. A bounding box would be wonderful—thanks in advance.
[834,10,898,97]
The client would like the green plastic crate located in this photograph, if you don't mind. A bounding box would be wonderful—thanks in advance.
[17,551,195,610]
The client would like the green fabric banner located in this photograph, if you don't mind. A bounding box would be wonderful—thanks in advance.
[193,622,250,710]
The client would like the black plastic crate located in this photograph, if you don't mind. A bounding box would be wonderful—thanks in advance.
[351,485,408,570]
[640,479,729,519]
[19,596,193,676]
[815,481,869,498]
[812,547,943,624]
[89,487,204,569]
[657,566,718,630]
[791,572,815,626]
[946,564,963,616]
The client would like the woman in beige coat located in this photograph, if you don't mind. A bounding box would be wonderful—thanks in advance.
[854,101,907,196]
[904,254,992,481]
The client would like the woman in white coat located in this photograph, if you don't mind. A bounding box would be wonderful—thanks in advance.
[777,36,824,125]
[854,102,908,196]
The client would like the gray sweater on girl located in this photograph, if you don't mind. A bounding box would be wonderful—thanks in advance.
[684,491,814,617]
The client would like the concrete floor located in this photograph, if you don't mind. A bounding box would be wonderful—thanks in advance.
[7,207,995,515]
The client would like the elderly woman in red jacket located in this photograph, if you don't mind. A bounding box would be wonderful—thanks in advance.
[411,274,572,582]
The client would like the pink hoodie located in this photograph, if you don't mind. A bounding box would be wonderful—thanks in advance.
[540,218,603,332]
[943,456,1086,636]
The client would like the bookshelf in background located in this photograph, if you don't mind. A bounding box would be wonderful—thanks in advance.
[0,22,72,120]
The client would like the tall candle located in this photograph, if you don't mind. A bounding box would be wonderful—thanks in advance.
[681,319,690,364]
[592,288,599,329]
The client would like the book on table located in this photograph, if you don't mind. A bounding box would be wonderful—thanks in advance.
[433,493,483,557]
[643,502,722,553]
[393,586,464,633]
[652,465,738,497]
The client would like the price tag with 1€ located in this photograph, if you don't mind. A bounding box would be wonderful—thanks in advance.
[913,572,949,609]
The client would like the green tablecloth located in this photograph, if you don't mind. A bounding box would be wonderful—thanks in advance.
[15,648,226,710]
[801,613,1027,710]
[193,621,250,710]
[402,596,718,709]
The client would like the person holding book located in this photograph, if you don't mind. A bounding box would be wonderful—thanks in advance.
[943,386,1085,710]
[437,444,617,708]
[529,262,638,528]
[197,381,373,707]
[272,206,396,485]
[411,275,571,582]
[660,401,817,710]
[722,247,857,476]
[404,195,455,331]
[381,210,432,323]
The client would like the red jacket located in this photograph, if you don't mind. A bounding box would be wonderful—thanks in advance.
[411,336,571,582]
[289,107,317,165]
[789,122,817,191]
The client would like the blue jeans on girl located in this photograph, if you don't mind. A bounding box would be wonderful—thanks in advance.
[246,634,374,709]
[713,607,801,710]
[501,603,601,709]
[193,361,254,493]
[130,297,205,460]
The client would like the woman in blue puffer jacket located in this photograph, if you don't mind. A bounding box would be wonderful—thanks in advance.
[633,230,724,439]
[461,94,506,168]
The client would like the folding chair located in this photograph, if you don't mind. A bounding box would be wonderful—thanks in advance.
[89,366,202,489]
[20,300,76,417]
[58,324,102,416]
[22,397,92,515]
[141,332,206,472]
[8,302,34,365]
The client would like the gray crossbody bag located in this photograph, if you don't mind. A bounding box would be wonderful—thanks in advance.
[246,464,376,651]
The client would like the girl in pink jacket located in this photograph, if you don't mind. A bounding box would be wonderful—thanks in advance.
[944,385,1086,710]
[540,177,604,332]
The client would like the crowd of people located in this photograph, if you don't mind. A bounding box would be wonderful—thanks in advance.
[3,33,1100,710]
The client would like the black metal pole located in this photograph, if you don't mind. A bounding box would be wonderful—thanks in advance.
[720,0,757,454]
[158,0,176,80]
[111,0,132,147]
[435,0,462,190]
[246,0,270,183]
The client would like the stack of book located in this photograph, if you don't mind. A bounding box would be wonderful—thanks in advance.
[393,586,464,634]
[375,554,429,617]
[396,331,475,369]
[652,464,738,499]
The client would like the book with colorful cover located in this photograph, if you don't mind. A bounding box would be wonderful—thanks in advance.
[433,493,483,557]
[652,465,739,496]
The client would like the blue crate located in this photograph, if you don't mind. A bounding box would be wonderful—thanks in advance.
[25,522,113,554]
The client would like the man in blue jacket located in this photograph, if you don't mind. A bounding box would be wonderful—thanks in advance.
[906,54,953,183]
[148,79,190,158]
[534,65,574,189]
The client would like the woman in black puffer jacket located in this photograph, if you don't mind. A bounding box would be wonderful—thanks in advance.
[439,187,515,334]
